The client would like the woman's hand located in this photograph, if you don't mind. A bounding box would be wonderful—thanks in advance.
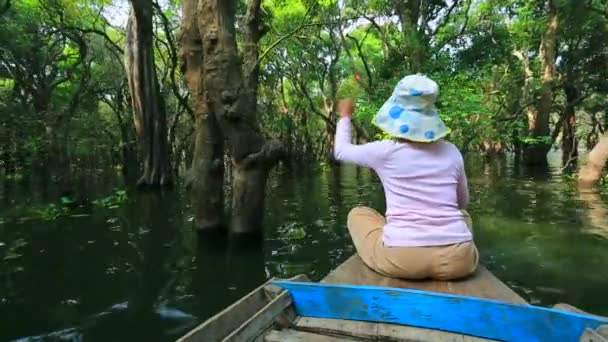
[337,99,355,119]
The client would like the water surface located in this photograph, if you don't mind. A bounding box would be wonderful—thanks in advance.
[1,152,607,341]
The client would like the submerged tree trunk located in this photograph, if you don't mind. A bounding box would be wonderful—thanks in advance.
[561,82,578,168]
[198,0,280,233]
[525,0,558,166]
[579,133,608,190]
[44,123,72,195]
[181,0,225,230]
[326,124,336,162]
[578,190,608,239]
[32,86,74,195]
[125,0,172,187]
[513,50,536,160]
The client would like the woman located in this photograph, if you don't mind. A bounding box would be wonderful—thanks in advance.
[334,74,478,280]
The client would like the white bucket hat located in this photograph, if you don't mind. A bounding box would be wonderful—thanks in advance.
[372,74,450,142]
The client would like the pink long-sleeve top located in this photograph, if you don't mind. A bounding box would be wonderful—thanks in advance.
[335,118,473,247]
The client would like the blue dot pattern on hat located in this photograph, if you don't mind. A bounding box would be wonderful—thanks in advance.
[400,124,409,133]
[409,89,423,96]
[424,130,435,139]
[389,106,403,119]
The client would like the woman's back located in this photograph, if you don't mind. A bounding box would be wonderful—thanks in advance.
[370,139,472,247]
[334,119,471,247]
[332,74,478,280]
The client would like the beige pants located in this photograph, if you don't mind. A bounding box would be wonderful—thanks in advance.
[347,206,479,280]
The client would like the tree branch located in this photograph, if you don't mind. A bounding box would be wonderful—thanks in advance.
[294,78,335,129]
[550,92,589,143]
[49,32,88,90]
[256,16,363,67]
[431,0,461,36]
[153,1,193,119]
[346,33,373,89]
[459,0,472,36]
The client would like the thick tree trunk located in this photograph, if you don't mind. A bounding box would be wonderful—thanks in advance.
[326,124,336,162]
[561,83,578,168]
[44,123,72,195]
[525,0,558,166]
[181,0,225,230]
[125,1,172,187]
[198,0,280,233]
[242,0,262,111]
[513,50,535,159]
[579,133,608,190]
[32,88,73,194]
[394,0,423,72]
[325,48,339,162]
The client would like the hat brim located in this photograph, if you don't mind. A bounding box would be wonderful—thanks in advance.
[372,99,451,143]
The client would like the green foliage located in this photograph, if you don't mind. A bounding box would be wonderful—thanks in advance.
[1,0,608,183]
[30,204,70,221]
[279,222,307,240]
[2,238,28,261]
[92,189,128,209]
[433,72,494,149]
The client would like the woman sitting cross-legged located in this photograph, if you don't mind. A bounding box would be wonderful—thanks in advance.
[334,74,478,281]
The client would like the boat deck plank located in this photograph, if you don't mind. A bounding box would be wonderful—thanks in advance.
[289,254,524,341]
[178,254,531,342]
[265,329,360,342]
[297,317,494,342]
[322,254,526,303]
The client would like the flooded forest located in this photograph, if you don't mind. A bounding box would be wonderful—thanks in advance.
[1,0,607,341]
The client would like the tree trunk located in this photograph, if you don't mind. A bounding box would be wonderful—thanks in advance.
[513,50,535,159]
[125,0,172,187]
[44,123,72,195]
[198,0,280,233]
[181,0,225,230]
[525,0,558,166]
[561,82,578,168]
[325,43,339,162]
[578,190,608,239]
[326,124,336,162]
[31,87,73,194]
[579,133,608,190]
[394,0,423,72]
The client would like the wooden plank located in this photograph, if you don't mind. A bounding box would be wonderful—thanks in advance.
[554,303,595,315]
[323,255,525,304]
[376,322,494,342]
[264,285,295,329]
[265,329,360,342]
[297,317,493,342]
[273,281,608,342]
[178,274,307,342]
[296,317,378,340]
[176,279,274,342]
[580,326,608,342]
[263,274,309,329]
[222,291,293,342]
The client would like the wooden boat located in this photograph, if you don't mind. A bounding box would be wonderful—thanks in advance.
[177,255,608,342]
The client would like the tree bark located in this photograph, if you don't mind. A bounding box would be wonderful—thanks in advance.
[525,0,559,166]
[394,0,423,72]
[579,133,608,190]
[513,50,536,158]
[125,0,172,187]
[198,0,280,233]
[561,82,578,168]
[181,0,225,230]
[44,123,72,195]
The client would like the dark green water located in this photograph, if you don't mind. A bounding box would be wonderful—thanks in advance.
[1,152,607,341]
